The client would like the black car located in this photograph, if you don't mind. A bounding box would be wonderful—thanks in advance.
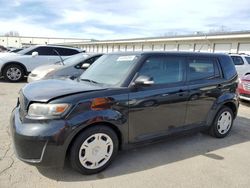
[10,52,239,175]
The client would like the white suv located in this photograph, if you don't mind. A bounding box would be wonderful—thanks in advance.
[230,54,250,77]
[0,45,82,82]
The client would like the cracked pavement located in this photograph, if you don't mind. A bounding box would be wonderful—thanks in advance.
[0,80,250,188]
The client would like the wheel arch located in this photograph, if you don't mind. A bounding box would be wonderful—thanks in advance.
[206,97,238,127]
[1,61,28,75]
[65,121,123,159]
[222,101,238,119]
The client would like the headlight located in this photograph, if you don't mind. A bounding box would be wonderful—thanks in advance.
[28,103,70,119]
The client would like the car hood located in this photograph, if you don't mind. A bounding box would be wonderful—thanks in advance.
[21,79,107,103]
[31,64,62,76]
[241,74,250,81]
[0,52,20,60]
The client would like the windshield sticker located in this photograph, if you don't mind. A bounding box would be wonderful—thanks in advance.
[117,55,136,61]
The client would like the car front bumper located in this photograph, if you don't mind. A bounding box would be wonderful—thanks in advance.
[10,107,70,167]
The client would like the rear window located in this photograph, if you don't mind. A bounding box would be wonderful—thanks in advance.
[231,56,244,65]
[188,58,220,81]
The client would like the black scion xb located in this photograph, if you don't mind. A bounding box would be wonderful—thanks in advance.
[10,52,239,174]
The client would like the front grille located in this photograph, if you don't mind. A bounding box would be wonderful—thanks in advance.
[240,93,250,98]
[243,82,250,91]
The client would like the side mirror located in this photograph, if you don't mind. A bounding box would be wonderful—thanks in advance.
[134,75,154,86]
[32,51,38,57]
[81,63,90,69]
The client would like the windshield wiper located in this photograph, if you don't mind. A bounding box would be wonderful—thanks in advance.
[80,79,99,84]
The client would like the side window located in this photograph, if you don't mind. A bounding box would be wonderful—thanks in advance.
[54,48,79,56]
[138,56,185,84]
[25,47,56,56]
[244,57,250,64]
[85,55,101,64]
[187,58,220,81]
[76,56,101,68]
[231,56,244,65]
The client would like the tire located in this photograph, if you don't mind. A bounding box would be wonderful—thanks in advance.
[3,64,25,82]
[70,125,119,175]
[209,106,234,138]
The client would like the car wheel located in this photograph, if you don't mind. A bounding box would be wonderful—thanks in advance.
[70,125,119,175]
[3,64,25,82]
[209,106,234,138]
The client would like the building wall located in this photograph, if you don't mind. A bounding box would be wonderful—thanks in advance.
[65,32,250,54]
[0,36,89,48]
[79,40,250,54]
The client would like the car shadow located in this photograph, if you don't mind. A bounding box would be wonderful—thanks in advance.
[240,100,250,107]
[0,77,27,83]
[37,115,250,182]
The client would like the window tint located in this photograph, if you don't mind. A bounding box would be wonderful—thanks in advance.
[25,47,56,56]
[54,48,79,56]
[76,55,102,68]
[245,56,250,64]
[231,56,244,65]
[84,55,101,64]
[188,58,220,81]
[138,56,185,84]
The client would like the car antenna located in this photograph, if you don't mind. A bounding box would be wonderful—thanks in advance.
[53,49,64,65]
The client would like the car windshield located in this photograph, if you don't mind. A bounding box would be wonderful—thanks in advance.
[16,46,37,55]
[62,53,89,66]
[80,54,140,86]
[245,56,250,64]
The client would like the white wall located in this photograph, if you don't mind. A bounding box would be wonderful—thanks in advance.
[0,36,87,48]
[238,43,250,54]
[84,41,250,55]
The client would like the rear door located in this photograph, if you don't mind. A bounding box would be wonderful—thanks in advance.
[128,55,189,143]
[185,56,223,126]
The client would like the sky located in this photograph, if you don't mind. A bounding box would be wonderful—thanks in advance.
[0,0,250,40]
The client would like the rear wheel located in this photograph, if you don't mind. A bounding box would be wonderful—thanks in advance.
[70,125,119,175]
[209,106,234,138]
[3,64,25,82]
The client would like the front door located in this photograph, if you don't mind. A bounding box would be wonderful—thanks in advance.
[128,55,188,143]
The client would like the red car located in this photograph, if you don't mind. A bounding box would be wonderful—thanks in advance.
[238,74,250,101]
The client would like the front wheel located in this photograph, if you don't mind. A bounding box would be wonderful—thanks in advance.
[3,64,25,82]
[70,125,119,175]
[209,106,234,138]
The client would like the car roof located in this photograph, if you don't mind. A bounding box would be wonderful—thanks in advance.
[33,44,82,51]
[109,51,229,57]
[229,53,250,57]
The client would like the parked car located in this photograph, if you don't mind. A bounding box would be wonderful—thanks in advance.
[230,54,250,77]
[0,45,7,52]
[8,48,24,53]
[11,52,238,175]
[0,45,82,82]
[27,53,103,82]
[238,74,250,101]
